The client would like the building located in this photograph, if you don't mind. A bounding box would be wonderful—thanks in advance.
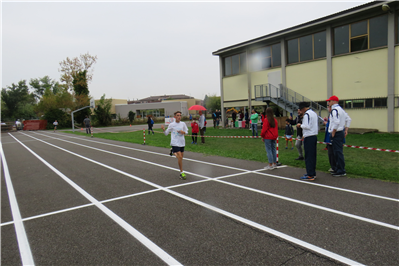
[115,101,188,119]
[212,1,398,132]
[93,99,127,119]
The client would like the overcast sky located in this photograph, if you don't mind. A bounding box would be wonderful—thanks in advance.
[2,0,369,101]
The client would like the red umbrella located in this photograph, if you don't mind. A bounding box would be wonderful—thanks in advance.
[188,105,207,111]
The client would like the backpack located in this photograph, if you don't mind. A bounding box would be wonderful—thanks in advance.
[151,119,154,125]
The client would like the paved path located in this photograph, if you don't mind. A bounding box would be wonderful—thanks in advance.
[1,130,398,265]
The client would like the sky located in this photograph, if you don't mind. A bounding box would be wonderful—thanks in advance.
[2,0,370,102]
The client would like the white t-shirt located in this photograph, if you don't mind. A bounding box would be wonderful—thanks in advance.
[53,121,58,126]
[164,121,188,147]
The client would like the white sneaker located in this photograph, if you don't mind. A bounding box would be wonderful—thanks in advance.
[264,165,274,170]
[273,164,277,168]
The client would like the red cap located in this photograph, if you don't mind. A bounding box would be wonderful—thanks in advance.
[326,95,339,102]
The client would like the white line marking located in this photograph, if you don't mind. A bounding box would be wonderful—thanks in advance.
[34,131,399,202]
[0,145,35,265]
[14,134,391,265]
[8,133,182,266]
[23,132,399,230]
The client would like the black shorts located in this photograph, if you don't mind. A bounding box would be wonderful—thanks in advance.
[171,146,185,153]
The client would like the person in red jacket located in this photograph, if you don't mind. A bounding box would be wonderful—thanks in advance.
[191,118,199,144]
[261,107,279,170]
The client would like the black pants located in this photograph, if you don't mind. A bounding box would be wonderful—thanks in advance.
[332,130,345,174]
[304,135,317,177]
[86,126,91,134]
[327,144,336,171]
[192,133,197,143]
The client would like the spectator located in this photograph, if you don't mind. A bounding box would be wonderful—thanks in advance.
[261,107,278,170]
[216,109,221,128]
[189,114,192,122]
[327,95,351,177]
[239,111,244,121]
[288,111,304,160]
[191,118,199,144]
[296,102,318,181]
[161,111,188,180]
[198,110,205,144]
[232,111,237,127]
[324,105,335,173]
[83,115,91,134]
[250,109,259,137]
[245,110,249,129]
[147,116,154,135]
[284,119,294,150]
[212,111,217,128]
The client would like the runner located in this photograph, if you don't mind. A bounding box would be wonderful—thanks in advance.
[161,111,188,180]
[53,120,58,132]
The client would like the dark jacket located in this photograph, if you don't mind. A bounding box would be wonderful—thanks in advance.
[289,115,303,138]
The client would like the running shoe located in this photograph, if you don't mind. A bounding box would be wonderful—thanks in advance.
[180,172,186,180]
[332,173,346,177]
[300,175,315,181]
[169,148,173,156]
[264,165,274,170]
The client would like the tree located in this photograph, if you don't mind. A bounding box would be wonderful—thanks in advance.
[59,53,97,91]
[29,76,61,99]
[1,80,36,121]
[93,94,112,126]
[204,94,221,112]
[72,70,91,123]
[128,110,136,123]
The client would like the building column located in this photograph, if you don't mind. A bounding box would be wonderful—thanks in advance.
[246,49,252,113]
[387,10,396,132]
[219,56,226,128]
[326,25,333,98]
[280,39,286,87]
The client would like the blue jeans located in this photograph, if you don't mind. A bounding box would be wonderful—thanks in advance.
[251,123,258,137]
[331,130,345,174]
[264,139,276,164]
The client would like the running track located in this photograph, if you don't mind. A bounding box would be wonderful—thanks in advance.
[1,130,398,265]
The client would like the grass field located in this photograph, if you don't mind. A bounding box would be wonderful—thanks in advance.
[66,126,399,183]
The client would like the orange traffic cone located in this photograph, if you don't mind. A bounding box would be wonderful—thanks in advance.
[130,124,132,127]
[81,128,83,130]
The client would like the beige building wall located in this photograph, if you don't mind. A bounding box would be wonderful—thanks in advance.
[395,109,399,132]
[332,49,388,98]
[161,98,202,114]
[346,109,387,132]
[286,59,327,101]
[92,99,127,114]
[223,74,248,102]
[250,68,282,98]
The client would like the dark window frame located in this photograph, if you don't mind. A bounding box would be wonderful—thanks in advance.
[286,31,327,65]
[223,52,247,77]
[333,14,388,56]
[250,43,281,71]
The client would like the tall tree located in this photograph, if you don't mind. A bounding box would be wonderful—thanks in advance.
[204,94,221,112]
[29,76,61,99]
[59,53,97,91]
[93,94,112,126]
[1,80,36,120]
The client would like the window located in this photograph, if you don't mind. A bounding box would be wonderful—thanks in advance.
[339,98,386,109]
[251,43,281,71]
[334,15,388,55]
[374,98,387,107]
[287,31,326,64]
[224,53,246,77]
[397,16,399,44]
[352,100,364,108]
[365,99,373,108]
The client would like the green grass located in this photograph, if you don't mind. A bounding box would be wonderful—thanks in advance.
[65,127,399,183]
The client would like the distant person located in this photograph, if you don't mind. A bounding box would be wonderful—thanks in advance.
[284,119,294,150]
[83,115,91,134]
[191,118,199,144]
[147,116,155,135]
[232,111,237,127]
[161,111,188,180]
[53,120,58,132]
[324,105,335,173]
[239,111,244,121]
[250,109,259,137]
[216,109,221,128]
[189,114,192,122]
[198,110,205,144]
[213,111,217,128]
[296,102,318,181]
[245,110,249,129]
[289,110,304,161]
[327,95,351,177]
[261,107,278,170]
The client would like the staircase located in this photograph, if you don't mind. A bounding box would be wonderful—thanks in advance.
[254,83,327,121]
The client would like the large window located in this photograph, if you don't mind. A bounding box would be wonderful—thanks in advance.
[224,53,246,76]
[287,31,326,64]
[251,43,281,71]
[334,15,388,55]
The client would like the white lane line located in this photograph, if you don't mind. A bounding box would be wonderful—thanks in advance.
[24,132,399,230]
[16,134,365,265]
[34,131,399,202]
[0,146,35,265]
[8,133,182,266]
